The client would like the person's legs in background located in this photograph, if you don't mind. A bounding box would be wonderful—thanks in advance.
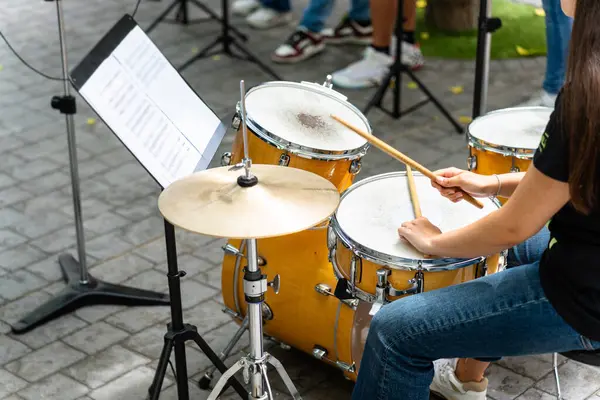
[330,0,424,89]
[232,0,292,29]
[519,0,572,107]
[271,0,372,63]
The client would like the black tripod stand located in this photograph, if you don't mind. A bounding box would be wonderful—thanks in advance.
[472,0,501,119]
[11,0,170,336]
[177,0,282,79]
[146,0,246,44]
[148,220,248,400]
[363,0,462,133]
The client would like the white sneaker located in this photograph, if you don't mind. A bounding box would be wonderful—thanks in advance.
[246,7,292,29]
[517,90,558,108]
[430,359,488,400]
[330,46,393,89]
[391,36,425,70]
[232,0,260,16]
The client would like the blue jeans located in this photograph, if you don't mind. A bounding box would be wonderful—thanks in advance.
[300,0,370,33]
[352,228,600,400]
[542,0,573,95]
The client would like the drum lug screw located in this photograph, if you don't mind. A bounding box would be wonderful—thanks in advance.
[231,113,241,130]
[220,152,232,166]
[510,166,520,172]
[323,74,333,88]
[349,159,362,175]
[315,283,333,296]
[467,155,477,171]
[278,154,290,166]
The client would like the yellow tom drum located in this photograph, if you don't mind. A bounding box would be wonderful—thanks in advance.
[221,80,371,191]
[466,107,552,202]
[326,172,506,380]
[220,80,373,371]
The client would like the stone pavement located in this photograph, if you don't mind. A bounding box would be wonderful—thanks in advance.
[1,0,600,399]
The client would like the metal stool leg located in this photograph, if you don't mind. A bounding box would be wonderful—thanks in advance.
[553,352,562,399]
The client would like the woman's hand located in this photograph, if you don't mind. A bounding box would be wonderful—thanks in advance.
[397,217,442,255]
[431,167,497,202]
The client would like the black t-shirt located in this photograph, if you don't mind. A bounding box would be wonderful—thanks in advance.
[533,98,600,342]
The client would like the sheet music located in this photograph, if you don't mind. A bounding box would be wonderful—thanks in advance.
[79,25,222,188]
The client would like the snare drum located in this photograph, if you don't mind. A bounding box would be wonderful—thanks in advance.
[328,171,504,306]
[467,107,552,202]
[324,172,506,380]
[221,80,372,191]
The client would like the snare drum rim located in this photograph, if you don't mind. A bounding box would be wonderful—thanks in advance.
[467,106,552,160]
[329,171,500,272]
[239,81,372,161]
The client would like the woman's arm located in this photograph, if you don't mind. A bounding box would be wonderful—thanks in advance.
[399,166,570,258]
[495,172,526,198]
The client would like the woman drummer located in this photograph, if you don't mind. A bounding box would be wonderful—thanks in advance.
[352,0,600,398]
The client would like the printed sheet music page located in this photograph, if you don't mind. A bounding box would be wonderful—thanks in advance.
[79,25,221,188]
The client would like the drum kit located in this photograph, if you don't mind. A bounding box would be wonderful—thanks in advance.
[157,77,552,399]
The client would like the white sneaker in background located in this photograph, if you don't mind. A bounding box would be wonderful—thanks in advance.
[246,7,292,29]
[330,46,393,89]
[232,0,260,16]
[390,36,425,70]
[430,359,488,400]
[517,90,558,108]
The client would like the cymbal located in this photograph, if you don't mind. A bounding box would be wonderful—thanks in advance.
[158,164,340,239]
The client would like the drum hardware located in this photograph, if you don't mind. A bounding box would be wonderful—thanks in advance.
[370,268,425,315]
[223,243,266,267]
[314,283,359,309]
[208,238,301,400]
[349,159,362,175]
[312,345,356,373]
[467,154,477,171]
[278,154,290,166]
[221,152,232,166]
[232,114,241,130]
[510,166,520,173]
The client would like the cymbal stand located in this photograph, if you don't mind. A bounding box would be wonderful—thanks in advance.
[206,81,302,400]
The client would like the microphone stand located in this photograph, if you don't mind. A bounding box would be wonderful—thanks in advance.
[12,0,170,335]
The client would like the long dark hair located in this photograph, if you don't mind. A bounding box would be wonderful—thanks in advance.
[562,0,600,214]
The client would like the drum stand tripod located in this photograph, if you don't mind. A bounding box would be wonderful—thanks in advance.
[207,238,300,400]
[363,0,462,133]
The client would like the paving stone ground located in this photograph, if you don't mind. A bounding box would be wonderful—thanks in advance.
[1,0,600,399]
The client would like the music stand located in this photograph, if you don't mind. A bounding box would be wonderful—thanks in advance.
[70,15,247,400]
[362,0,462,133]
[10,0,170,336]
[472,0,501,118]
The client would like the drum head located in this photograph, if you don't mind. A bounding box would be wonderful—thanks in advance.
[468,107,553,152]
[244,82,370,153]
[334,172,499,267]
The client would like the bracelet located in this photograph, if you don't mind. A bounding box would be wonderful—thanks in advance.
[493,174,501,197]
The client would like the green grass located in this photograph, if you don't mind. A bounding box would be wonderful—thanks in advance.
[416,0,547,59]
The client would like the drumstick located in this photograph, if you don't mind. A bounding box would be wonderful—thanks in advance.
[406,165,422,218]
[330,115,484,209]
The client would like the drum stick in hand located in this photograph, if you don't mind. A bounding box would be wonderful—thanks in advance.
[330,115,484,209]
[406,165,422,218]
